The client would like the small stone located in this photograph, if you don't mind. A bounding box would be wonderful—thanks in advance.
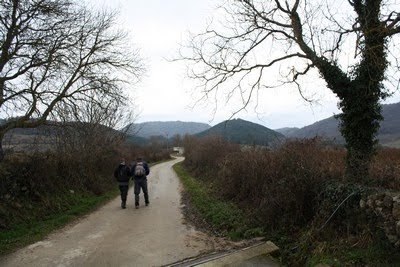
[360,199,366,209]
[367,199,374,208]
[69,190,75,194]
[393,202,400,220]
[383,195,393,208]
[376,200,384,207]
[4,194,11,200]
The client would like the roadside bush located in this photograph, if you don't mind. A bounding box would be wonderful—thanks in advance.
[183,136,400,232]
[0,148,118,229]
[370,147,400,189]
[183,135,240,178]
[182,136,400,265]
[0,124,171,230]
[217,139,346,231]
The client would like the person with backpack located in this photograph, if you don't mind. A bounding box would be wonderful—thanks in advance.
[131,157,150,209]
[114,158,131,209]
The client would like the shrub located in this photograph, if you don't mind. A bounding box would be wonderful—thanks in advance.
[183,135,240,178]
[216,139,346,231]
[182,136,400,265]
[183,137,400,233]
[0,125,171,230]
[370,148,400,189]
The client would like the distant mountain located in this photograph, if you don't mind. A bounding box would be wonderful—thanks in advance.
[197,118,285,147]
[124,134,148,146]
[379,102,400,143]
[286,102,400,146]
[126,121,211,138]
[287,116,343,140]
[275,127,300,136]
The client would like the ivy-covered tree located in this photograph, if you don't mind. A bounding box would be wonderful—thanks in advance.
[180,0,400,180]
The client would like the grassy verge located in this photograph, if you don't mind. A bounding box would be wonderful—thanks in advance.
[173,162,263,240]
[0,158,172,256]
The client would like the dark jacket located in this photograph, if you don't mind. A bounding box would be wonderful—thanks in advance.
[114,164,131,184]
[131,161,150,180]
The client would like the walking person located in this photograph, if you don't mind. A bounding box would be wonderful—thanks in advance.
[114,158,131,209]
[131,157,150,209]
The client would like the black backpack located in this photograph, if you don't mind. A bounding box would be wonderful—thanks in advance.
[117,166,129,182]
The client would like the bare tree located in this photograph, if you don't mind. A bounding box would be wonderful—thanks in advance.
[179,0,400,180]
[0,0,144,161]
[53,97,127,175]
[171,134,183,147]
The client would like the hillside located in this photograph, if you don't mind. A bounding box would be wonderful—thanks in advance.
[275,127,300,136]
[379,102,400,142]
[197,118,285,147]
[285,102,400,146]
[287,116,343,140]
[126,121,210,138]
[1,121,146,151]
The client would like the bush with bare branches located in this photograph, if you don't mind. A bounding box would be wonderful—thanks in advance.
[183,137,400,232]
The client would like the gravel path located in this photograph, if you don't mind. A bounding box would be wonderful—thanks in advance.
[0,157,214,267]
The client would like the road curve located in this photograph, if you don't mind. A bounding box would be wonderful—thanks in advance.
[0,157,210,267]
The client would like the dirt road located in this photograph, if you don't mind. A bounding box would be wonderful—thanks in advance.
[0,157,215,267]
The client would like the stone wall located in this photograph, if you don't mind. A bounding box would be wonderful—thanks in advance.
[360,192,400,247]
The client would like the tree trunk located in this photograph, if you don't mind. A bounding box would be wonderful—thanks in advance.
[339,94,381,181]
[0,132,4,162]
[338,0,387,181]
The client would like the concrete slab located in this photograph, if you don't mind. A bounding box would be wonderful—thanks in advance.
[228,255,280,267]
[166,241,280,267]
[197,242,279,267]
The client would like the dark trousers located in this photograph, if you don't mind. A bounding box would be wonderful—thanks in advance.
[134,179,149,206]
[119,185,129,203]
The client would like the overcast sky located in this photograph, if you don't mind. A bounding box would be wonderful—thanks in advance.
[91,0,400,129]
